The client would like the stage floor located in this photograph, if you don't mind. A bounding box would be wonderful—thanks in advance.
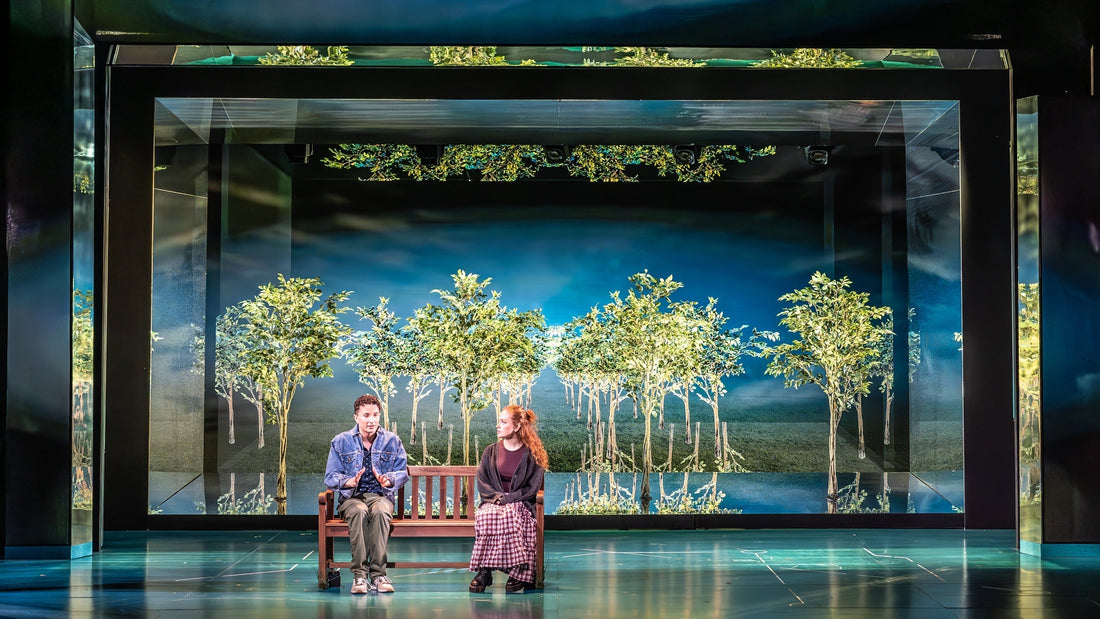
[2,529,1099,617]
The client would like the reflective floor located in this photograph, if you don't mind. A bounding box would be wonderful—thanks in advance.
[2,529,1099,617]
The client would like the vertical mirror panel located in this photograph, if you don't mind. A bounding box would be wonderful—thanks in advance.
[71,19,95,555]
[1016,97,1040,543]
[905,103,964,512]
[148,98,963,516]
[149,100,211,515]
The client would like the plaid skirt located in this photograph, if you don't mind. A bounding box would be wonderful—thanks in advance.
[469,502,537,582]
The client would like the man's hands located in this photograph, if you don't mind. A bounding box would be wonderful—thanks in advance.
[344,467,366,488]
[344,466,392,489]
[373,466,393,487]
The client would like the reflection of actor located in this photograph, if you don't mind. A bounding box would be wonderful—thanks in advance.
[469,405,548,593]
[324,394,408,594]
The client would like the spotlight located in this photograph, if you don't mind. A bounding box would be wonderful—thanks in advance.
[285,144,314,164]
[544,145,571,164]
[673,144,699,165]
[415,144,443,166]
[803,145,833,167]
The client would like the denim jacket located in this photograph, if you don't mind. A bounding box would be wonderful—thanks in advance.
[324,426,409,504]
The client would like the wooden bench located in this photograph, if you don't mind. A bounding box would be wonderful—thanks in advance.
[318,465,544,590]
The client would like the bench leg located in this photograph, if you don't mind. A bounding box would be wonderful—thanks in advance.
[325,569,341,589]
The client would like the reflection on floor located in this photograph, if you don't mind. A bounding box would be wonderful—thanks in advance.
[2,529,1099,617]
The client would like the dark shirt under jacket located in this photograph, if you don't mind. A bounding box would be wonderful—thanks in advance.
[354,444,385,497]
[476,441,545,516]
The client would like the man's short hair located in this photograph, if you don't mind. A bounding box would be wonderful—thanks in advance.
[354,394,382,415]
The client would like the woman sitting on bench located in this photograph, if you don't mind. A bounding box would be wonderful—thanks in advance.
[468,405,548,593]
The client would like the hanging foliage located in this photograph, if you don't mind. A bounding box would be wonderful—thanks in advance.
[753,48,861,69]
[258,45,353,66]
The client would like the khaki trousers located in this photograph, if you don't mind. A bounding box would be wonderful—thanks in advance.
[338,494,393,580]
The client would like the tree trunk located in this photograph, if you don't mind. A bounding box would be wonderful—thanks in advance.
[856,397,866,459]
[827,399,839,514]
[461,377,471,465]
[276,408,289,515]
[640,400,653,511]
[409,380,419,446]
[256,384,265,449]
[227,385,236,445]
[712,400,721,460]
[883,390,894,445]
[437,377,446,430]
[683,393,692,444]
[382,388,390,431]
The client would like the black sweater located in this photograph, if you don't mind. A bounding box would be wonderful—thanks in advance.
[476,441,545,516]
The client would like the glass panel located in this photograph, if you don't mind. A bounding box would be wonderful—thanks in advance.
[905,102,964,511]
[72,19,95,555]
[149,97,963,516]
[1016,96,1041,543]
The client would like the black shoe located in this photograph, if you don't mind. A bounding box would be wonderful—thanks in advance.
[469,568,493,593]
[505,576,535,593]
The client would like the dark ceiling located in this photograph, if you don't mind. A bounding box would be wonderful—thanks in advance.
[76,1,1100,96]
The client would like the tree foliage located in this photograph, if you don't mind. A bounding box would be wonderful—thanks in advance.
[765,271,890,509]
[411,271,546,464]
[323,143,775,183]
[427,46,531,66]
[753,48,862,69]
[237,275,352,513]
[258,45,353,66]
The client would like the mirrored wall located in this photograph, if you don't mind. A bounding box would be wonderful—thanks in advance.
[144,97,964,517]
[72,18,95,555]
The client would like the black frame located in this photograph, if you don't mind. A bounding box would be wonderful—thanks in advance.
[104,63,1015,531]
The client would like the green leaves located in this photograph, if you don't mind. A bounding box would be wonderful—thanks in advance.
[258,45,353,66]
[765,271,891,412]
[752,48,862,69]
[236,274,353,414]
[323,143,776,183]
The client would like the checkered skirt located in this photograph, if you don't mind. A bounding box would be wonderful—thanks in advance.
[468,502,537,582]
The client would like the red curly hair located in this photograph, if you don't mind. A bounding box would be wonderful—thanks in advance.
[501,404,549,469]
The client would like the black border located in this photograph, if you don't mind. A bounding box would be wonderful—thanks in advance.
[105,64,1014,531]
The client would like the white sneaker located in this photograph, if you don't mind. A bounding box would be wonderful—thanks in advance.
[371,575,395,593]
[350,576,369,594]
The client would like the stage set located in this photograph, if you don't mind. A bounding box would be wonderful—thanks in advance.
[5,1,1100,617]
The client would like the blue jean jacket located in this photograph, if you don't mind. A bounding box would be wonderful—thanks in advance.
[324,426,409,504]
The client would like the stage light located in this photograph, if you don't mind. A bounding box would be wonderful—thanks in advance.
[285,144,314,164]
[803,145,833,167]
[544,145,571,164]
[673,144,699,165]
[415,144,443,166]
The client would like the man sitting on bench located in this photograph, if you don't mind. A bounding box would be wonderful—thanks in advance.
[324,394,408,594]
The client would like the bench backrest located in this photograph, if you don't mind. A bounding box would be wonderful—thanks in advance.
[396,465,479,521]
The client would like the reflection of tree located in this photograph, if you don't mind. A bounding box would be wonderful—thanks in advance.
[72,289,94,510]
[555,273,771,493]
[237,275,352,514]
[411,271,545,464]
[1018,282,1041,502]
[216,473,273,515]
[599,272,704,509]
[752,48,861,68]
[346,298,404,429]
[692,301,777,465]
[258,45,352,66]
[766,272,891,513]
[322,143,776,183]
[868,308,921,447]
